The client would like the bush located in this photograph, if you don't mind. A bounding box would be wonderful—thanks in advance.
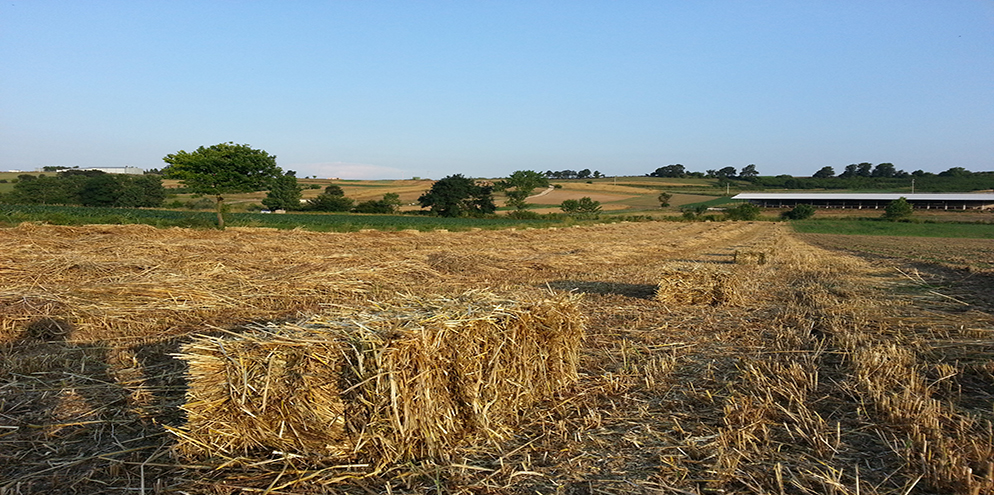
[883,197,913,220]
[723,203,761,221]
[505,210,542,219]
[781,204,816,220]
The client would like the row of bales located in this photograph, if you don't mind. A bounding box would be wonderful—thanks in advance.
[168,251,769,466]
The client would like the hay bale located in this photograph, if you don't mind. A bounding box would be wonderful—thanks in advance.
[733,250,768,265]
[656,263,737,305]
[170,291,584,464]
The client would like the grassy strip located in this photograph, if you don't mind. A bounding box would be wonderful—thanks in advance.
[790,218,994,238]
[0,204,576,231]
[676,196,738,210]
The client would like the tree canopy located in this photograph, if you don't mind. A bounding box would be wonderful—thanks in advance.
[498,170,550,210]
[0,171,165,208]
[418,174,496,217]
[650,164,686,178]
[560,197,601,217]
[812,166,835,179]
[883,197,913,220]
[262,171,302,211]
[163,142,283,228]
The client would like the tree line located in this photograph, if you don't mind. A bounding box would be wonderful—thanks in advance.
[0,170,166,208]
[649,162,994,192]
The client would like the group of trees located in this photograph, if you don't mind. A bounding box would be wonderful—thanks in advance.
[648,162,991,192]
[543,169,602,179]
[811,164,980,180]
[13,142,960,230]
[0,170,165,208]
[649,164,758,180]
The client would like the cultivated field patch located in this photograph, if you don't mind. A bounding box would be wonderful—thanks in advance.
[1,221,992,494]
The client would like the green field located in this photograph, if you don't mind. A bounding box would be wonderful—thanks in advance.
[790,218,994,239]
[0,204,598,231]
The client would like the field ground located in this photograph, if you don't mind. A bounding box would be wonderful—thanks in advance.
[2,221,993,494]
[158,176,725,214]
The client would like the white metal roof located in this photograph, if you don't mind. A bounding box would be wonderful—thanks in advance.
[733,193,994,201]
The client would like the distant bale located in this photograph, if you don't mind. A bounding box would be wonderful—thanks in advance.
[733,250,768,265]
[170,291,584,465]
[656,263,737,305]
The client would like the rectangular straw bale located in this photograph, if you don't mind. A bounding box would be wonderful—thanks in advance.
[170,290,584,464]
[656,263,737,305]
[733,250,768,265]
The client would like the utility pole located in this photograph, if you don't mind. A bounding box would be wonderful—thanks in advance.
[911,178,915,194]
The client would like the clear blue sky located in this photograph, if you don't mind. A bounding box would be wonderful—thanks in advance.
[2,1,992,179]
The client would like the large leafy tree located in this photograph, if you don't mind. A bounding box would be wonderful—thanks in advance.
[262,171,303,211]
[163,142,282,228]
[715,166,738,179]
[304,184,354,211]
[739,164,759,180]
[871,163,897,178]
[418,174,496,217]
[650,164,686,178]
[497,170,550,210]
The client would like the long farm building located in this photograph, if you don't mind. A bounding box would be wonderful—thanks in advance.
[733,193,994,210]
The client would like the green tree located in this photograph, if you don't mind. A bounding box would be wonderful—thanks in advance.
[871,163,897,178]
[883,197,913,220]
[418,174,496,217]
[305,193,354,212]
[497,170,550,210]
[560,196,601,217]
[162,142,282,228]
[353,193,402,214]
[323,184,345,196]
[3,174,74,204]
[780,204,816,220]
[812,166,835,179]
[650,164,686,178]
[715,166,737,179]
[658,192,673,207]
[938,167,971,177]
[262,171,303,211]
[79,173,123,207]
[739,164,759,180]
[119,175,166,207]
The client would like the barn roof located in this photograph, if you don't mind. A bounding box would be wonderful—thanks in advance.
[733,193,994,201]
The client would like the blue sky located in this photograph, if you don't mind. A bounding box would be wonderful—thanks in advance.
[2,1,992,179]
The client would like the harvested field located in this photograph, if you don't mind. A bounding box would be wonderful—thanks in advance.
[2,221,993,494]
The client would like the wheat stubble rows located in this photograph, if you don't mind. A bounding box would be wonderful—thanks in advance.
[1,221,992,494]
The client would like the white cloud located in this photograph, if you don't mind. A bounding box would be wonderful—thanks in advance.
[288,162,411,180]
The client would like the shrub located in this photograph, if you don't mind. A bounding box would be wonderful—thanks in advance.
[781,204,816,220]
[505,210,542,220]
[883,197,913,220]
[723,203,761,221]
